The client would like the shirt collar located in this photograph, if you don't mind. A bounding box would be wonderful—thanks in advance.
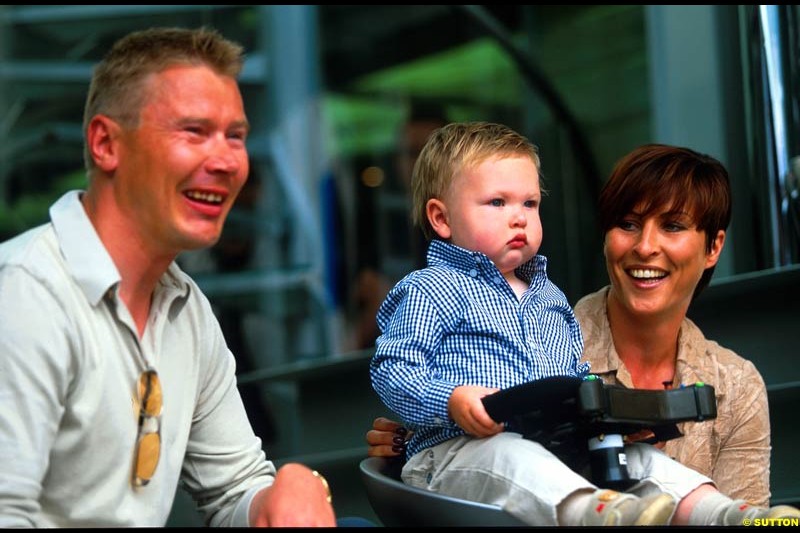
[50,190,121,306]
[578,287,618,375]
[425,239,548,284]
[49,190,190,306]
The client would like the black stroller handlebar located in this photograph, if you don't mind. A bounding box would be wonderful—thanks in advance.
[481,375,717,490]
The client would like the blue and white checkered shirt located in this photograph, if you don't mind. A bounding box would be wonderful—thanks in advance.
[370,239,589,459]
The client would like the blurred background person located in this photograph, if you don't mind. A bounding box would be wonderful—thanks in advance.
[351,102,448,349]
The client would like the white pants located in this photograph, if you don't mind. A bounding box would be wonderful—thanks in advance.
[401,432,712,526]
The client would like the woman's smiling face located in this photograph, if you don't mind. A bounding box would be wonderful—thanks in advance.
[604,203,724,318]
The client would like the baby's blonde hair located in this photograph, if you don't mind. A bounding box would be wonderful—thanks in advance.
[411,121,541,240]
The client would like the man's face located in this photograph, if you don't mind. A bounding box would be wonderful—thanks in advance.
[113,64,250,256]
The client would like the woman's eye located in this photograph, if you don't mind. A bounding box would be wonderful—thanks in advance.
[664,222,686,232]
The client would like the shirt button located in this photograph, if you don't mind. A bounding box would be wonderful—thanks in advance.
[493,276,503,284]
[469,269,478,277]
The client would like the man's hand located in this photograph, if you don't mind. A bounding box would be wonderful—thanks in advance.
[249,463,336,526]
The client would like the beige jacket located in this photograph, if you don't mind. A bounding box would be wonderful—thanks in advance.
[575,286,771,506]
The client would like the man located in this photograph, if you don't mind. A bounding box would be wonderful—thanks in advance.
[0,27,335,527]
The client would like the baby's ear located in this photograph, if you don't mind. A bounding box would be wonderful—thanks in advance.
[426,198,451,239]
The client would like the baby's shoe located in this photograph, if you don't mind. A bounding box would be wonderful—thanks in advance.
[580,489,676,526]
[715,501,800,526]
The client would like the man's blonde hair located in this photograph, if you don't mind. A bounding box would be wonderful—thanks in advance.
[411,121,542,240]
[82,26,245,171]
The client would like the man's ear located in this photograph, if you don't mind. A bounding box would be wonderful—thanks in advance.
[705,229,726,268]
[86,115,122,173]
[426,198,451,240]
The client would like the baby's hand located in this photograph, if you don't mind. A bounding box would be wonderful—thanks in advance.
[448,385,504,438]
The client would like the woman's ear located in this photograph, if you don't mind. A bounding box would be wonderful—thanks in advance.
[426,198,451,240]
[705,229,726,268]
[86,115,121,173]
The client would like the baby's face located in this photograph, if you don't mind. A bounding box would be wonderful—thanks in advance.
[438,155,542,276]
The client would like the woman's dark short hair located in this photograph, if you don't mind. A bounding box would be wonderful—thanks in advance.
[598,144,732,299]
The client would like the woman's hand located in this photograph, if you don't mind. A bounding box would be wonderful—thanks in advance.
[366,416,411,457]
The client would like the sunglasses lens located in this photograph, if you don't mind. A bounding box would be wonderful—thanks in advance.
[133,369,162,487]
[135,432,161,485]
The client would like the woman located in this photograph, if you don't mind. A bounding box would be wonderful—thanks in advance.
[367,144,771,506]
